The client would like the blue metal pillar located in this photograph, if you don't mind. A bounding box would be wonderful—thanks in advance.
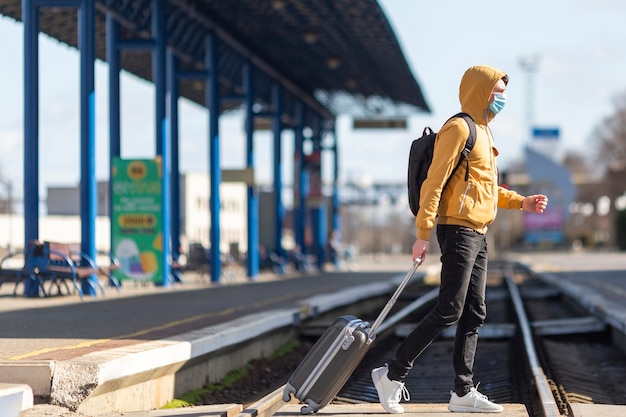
[205,33,221,282]
[272,83,284,269]
[311,205,327,268]
[106,14,120,286]
[106,15,121,174]
[300,166,310,252]
[243,62,259,279]
[22,0,40,296]
[293,102,306,254]
[78,0,98,296]
[331,124,341,233]
[152,0,171,286]
[311,117,326,267]
[167,49,183,284]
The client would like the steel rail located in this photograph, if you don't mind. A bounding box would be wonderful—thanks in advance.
[503,266,563,417]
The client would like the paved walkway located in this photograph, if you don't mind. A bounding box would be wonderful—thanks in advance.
[0,254,416,362]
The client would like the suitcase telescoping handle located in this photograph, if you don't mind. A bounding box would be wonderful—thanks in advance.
[368,259,421,338]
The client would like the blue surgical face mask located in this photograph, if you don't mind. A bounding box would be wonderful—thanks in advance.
[489,93,507,114]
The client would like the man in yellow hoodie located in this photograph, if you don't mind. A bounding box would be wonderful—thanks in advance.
[372,65,549,413]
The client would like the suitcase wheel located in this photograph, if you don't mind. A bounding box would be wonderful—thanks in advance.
[283,384,295,402]
[300,400,320,415]
[282,390,292,402]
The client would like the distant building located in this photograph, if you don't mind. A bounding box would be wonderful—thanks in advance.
[47,181,109,216]
[179,172,247,253]
[45,172,247,253]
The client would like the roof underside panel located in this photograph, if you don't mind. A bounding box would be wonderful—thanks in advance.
[0,0,430,119]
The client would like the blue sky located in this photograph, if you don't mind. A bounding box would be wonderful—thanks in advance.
[1,0,625,202]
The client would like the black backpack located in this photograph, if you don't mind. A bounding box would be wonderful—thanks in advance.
[407,112,476,216]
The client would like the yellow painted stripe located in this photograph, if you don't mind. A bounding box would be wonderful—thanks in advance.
[8,309,235,360]
[7,288,323,361]
[8,339,111,360]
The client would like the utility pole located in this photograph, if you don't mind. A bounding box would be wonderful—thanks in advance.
[519,54,540,140]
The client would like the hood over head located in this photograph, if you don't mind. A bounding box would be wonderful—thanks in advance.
[459,65,508,124]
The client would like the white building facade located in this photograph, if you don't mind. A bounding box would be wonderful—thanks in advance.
[1,173,247,254]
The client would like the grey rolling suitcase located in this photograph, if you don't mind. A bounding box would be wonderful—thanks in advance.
[283,261,421,414]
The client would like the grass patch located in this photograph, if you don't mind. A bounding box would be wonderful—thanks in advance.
[161,340,302,409]
[268,340,300,360]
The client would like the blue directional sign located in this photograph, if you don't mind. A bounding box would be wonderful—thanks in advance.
[532,127,560,140]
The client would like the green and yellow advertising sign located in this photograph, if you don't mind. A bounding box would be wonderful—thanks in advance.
[112,158,163,282]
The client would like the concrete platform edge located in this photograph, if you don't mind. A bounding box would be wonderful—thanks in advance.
[9,272,409,414]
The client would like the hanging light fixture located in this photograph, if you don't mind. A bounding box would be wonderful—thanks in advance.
[326,56,341,70]
[303,30,319,45]
[271,0,287,11]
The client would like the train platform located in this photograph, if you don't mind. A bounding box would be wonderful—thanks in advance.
[1,254,434,415]
[2,251,626,417]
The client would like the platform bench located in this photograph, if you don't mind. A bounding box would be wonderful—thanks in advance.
[43,241,104,298]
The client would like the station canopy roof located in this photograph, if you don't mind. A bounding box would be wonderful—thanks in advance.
[0,0,430,123]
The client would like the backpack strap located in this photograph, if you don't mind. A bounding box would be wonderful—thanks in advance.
[455,112,476,181]
[442,112,476,190]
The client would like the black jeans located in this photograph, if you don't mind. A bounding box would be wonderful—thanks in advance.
[387,224,488,396]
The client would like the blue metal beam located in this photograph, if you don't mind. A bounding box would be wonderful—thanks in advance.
[107,15,120,273]
[106,15,121,159]
[23,0,39,247]
[167,49,183,279]
[205,33,221,283]
[311,205,327,269]
[177,70,210,80]
[272,83,284,267]
[294,101,306,255]
[311,117,326,268]
[33,0,80,6]
[152,0,171,286]
[117,39,156,50]
[243,62,259,279]
[22,0,40,297]
[78,0,98,296]
[221,94,245,102]
[331,125,340,234]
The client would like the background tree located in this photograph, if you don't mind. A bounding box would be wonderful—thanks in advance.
[0,171,14,214]
[616,209,626,251]
[562,150,591,177]
[593,92,626,199]
[578,91,626,247]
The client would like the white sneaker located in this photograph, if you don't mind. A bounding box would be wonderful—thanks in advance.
[448,386,504,413]
[371,365,410,414]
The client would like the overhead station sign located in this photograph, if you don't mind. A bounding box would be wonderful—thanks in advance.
[353,118,407,129]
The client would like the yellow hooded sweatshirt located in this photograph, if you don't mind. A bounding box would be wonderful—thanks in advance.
[415,65,524,240]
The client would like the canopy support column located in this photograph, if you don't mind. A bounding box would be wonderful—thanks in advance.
[272,83,284,271]
[22,0,40,297]
[244,62,259,279]
[78,0,98,295]
[206,33,221,283]
[152,0,172,287]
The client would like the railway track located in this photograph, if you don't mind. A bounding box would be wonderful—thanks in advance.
[319,259,626,417]
[194,258,625,417]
